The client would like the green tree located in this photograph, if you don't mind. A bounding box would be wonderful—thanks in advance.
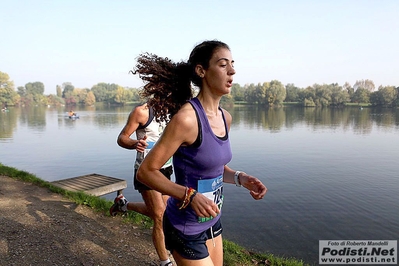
[244,83,257,104]
[129,88,140,102]
[285,83,300,102]
[23,82,46,105]
[114,86,133,105]
[47,94,65,106]
[73,88,89,104]
[254,83,265,104]
[330,84,350,106]
[61,82,75,98]
[231,83,244,101]
[85,91,96,106]
[352,88,370,103]
[0,71,20,106]
[396,87,399,107]
[56,85,62,97]
[369,90,380,105]
[91,84,107,102]
[60,82,77,105]
[266,80,286,106]
[300,86,316,106]
[353,79,375,92]
[25,82,45,95]
[303,97,316,107]
[221,93,234,106]
[343,82,354,100]
[378,86,398,107]
[314,84,331,107]
[17,86,26,97]
[91,83,118,103]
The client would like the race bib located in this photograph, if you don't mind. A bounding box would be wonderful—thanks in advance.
[197,175,223,223]
[144,141,172,168]
[144,141,155,158]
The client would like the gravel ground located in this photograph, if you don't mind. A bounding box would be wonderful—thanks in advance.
[0,175,168,266]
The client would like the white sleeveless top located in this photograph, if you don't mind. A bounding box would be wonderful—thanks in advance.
[134,107,172,169]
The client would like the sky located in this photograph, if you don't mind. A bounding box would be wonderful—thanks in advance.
[1,0,399,94]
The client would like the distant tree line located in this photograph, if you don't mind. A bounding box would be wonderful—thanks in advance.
[1,71,398,108]
[224,79,399,108]
[0,71,141,107]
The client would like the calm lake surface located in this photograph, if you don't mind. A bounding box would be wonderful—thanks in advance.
[1,104,398,264]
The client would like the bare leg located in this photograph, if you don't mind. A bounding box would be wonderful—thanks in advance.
[126,201,150,216]
[126,193,168,216]
[206,234,223,266]
[139,190,169,261]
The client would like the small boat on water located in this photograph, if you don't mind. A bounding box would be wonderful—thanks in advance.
[66,112,79,119]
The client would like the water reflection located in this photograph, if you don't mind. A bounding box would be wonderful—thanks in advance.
[230,105,399,135]
[19,106,47,131]
[0,108,18,140]
[58,116,79,129]
[1,105,398,141]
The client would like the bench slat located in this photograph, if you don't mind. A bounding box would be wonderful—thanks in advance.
[51,173,127,196]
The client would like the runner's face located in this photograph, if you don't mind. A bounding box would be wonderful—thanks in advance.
[202,48,235,95]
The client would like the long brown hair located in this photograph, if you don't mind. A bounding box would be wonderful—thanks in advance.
[131,40,230,122]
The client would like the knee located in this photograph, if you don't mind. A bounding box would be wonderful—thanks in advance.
[151,209,164,225]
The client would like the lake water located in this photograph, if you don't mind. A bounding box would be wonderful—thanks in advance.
[1,105,398,265]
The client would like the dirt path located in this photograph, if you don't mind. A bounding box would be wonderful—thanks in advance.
[0,175,162,266]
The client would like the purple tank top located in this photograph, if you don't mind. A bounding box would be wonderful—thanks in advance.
[166,98,232,235]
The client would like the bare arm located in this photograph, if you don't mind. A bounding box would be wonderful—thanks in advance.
[117,104,149,152]
[137,104,196,197]
[221,108,267,200]
[223,165,267,200]
[137,104,221,218]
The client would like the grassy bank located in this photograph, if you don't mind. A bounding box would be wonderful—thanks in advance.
[0,163,308,266]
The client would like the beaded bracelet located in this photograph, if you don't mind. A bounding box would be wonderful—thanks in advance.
[178,187,197,210]
[178,186,188,209]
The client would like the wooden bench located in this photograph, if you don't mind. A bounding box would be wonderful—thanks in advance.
[51,173,127,196]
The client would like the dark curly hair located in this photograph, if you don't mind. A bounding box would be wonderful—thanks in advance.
[131,40,230,123]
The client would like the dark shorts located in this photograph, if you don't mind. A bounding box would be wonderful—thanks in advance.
[163,213,223,260]
[133,166,173,192]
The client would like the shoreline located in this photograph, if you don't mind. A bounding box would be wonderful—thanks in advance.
[0,163,307,266]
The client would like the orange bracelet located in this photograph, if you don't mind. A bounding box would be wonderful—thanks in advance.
[178,187,197,210]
